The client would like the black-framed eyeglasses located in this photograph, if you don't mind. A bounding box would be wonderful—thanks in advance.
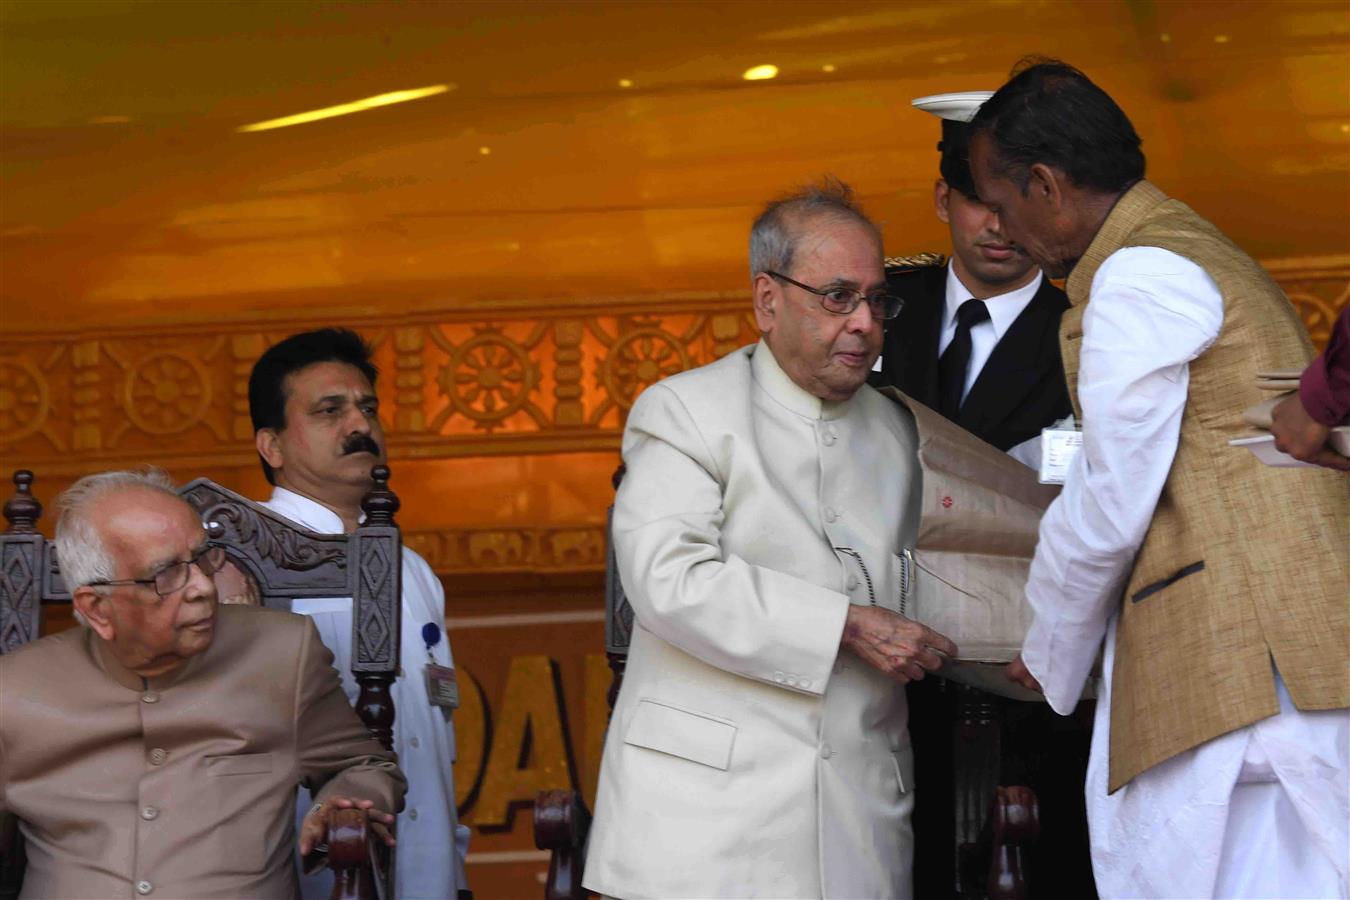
[764,271,904,320]
[90,545,229,598]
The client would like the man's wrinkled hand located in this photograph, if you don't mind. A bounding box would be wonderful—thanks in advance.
[300,796,397,855]
[1271,393,1350,472]
[840,605,957,684]
[1005,654,1043,693]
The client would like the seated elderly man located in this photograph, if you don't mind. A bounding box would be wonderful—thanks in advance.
[0,469,405,899]
[584,180,957,899]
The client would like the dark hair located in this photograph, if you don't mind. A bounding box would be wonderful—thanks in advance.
[749,176,880,278]
[969,58,1144,194]
[938,119,978,198]
[248,328,379,484]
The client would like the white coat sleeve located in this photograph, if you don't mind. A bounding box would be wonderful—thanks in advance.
[1021,248,1223,713]
[613,383,851,696]
[425,574,472,884]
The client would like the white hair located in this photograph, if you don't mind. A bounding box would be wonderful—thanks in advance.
[748,176,880,279]
[55,468,180,592]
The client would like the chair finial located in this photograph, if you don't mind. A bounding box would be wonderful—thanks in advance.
[3,470,42,534]
[361,465,400,525]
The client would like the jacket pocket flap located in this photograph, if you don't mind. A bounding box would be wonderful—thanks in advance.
[1131,560,1205,604]
[624,699,736,771]
[204,752,274,776]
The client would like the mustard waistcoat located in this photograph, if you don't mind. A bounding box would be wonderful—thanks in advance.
[1059,180,1349,792]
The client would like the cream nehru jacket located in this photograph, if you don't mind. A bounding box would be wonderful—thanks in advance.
[584,341,922,899]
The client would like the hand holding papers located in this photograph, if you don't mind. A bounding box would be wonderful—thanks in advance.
[1231,373,1350,469]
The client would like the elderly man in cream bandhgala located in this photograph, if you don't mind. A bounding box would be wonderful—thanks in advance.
[0,470,404,899]
[584,181,957,899]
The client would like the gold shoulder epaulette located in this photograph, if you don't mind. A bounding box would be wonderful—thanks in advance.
[884,252,946,273]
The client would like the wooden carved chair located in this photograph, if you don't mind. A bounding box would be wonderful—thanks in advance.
[534,466,1042,900]
[0,467,403,900]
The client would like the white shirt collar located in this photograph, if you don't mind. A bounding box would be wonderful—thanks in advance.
[265,485,350,533]
[943,262,1044,341]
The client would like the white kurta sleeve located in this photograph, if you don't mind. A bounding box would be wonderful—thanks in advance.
[1021,247,1224,713]
[614,383,851,696]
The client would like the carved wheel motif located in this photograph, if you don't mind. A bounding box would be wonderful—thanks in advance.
[1287,290,1344,346]
[124,351,211,435]
[440,330,535,424]
[0,359,50,444]
[601,328,689,409]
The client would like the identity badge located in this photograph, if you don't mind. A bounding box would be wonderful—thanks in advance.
[1039,427,1083,485]
[425,663,460,709]
[420,621,459,709]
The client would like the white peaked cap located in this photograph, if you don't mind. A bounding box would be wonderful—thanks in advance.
[911,91,996,123]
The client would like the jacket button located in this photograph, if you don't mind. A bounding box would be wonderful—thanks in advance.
[141,806,159,821]
[410,737,420,749]
[846,575,859,591]
[136,881,153,895]
[149,749,167,765]
[820,744,833,760]
[824,507,839,523]
[822,430,837,446]
[141,692,160,704]
[408,808,418,821]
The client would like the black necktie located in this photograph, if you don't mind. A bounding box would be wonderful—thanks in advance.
[938,298,990,419]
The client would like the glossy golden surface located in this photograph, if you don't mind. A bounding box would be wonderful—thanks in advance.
[4,7,1347,892]
[3,0,1348,330]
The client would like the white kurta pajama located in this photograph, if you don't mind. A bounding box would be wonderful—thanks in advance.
[262,488,471,900]
[1021,248,1349,899]
[585,341,923,899]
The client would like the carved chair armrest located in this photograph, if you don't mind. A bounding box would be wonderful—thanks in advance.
[306,808,388,900]
[534,789,591,900]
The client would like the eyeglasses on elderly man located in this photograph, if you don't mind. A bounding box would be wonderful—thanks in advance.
[764,270,904,320]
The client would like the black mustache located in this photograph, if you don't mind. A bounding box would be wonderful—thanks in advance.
[341,434,381,456]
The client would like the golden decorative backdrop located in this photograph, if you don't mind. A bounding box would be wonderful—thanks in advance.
[3,256,1344,494]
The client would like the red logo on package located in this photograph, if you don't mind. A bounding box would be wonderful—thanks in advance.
[941,496,953,509]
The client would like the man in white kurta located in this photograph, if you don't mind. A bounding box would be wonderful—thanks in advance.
[247,328,470,900]
[1016,248,1348,899]
[968,61,1349,899]
[584,182,957,899]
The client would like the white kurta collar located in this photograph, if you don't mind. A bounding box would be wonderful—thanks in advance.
[750,340,855,421]
[265,486,350,534]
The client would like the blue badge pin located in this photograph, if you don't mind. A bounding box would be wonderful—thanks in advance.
[421,622,441,651]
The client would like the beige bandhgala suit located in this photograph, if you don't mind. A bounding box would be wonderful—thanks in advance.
[0,605,405,899]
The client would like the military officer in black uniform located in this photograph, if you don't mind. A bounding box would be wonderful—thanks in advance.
[875,93,1094,900]
[876,92,1071,453]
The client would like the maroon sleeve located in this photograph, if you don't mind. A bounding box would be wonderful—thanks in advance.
[1299,306,1350,426]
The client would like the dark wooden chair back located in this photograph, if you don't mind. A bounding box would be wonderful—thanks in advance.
[0,467,403,900]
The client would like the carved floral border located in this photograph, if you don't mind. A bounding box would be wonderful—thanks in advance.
[1,258,1345,477]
